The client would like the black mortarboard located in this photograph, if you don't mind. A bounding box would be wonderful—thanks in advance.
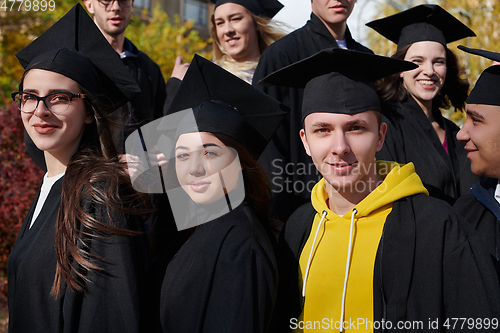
[163,54,288,159]
[15,3,140,111]
[458,45,500,106]
[259,48,417,121]
[211,0,283,19]
[366,4,475,51]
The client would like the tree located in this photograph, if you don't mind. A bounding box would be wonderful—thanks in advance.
[366,0,500,125]
[0,3,212,103]
[0,0,75,101]
[126,5,212,80]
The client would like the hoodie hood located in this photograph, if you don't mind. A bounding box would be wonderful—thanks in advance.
[311,161,428,219]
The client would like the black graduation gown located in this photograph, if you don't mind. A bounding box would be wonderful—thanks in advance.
[122,38,166,126]
[447,178,500,325]
[148,202,278,333]
[377,96,478,204]
[275,194,477,332]
[252,13,373,222]
[7,178,148,333]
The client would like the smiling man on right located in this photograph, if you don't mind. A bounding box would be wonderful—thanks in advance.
[449,46,500,322]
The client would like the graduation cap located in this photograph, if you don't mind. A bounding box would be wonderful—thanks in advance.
[458,45,500,106]
[164,54,288,159]
[125,56,287,229]
[15,3,140,111]
[366,4,475,51]
[211,0,283,19]
[258,48,418,122]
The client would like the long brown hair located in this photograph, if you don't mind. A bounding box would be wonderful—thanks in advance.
[19,73,149,298]
[375,44,469,112]
[55,91,151,298]
[211,133,281,235]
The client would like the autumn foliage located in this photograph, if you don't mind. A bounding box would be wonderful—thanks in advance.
[0,95,44,303]
[126,5,212,80]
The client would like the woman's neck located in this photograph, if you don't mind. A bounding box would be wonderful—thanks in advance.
[44,151,69,177]
[231,46,261,63]
[411,95,446,143]
[413,95,433,120]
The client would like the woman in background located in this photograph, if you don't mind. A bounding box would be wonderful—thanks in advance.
[210,0,286,83]
[367,4,479,204]
[7,5,148,332]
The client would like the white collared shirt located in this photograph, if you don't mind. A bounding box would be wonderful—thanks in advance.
[495,180,500,205]
[30,172,64,228]
[336,39,347,50]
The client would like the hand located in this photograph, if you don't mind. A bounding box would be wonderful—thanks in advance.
[148,145,169,168]
[171,56,189,80]
[120,153,145,179]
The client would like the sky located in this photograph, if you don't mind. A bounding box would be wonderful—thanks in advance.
[273,0,379,45]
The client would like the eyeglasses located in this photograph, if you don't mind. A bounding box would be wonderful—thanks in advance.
[97,0,133,8]
[12,91,87,114]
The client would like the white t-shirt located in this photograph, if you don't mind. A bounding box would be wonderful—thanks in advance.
[336,39,348,50]
[495,180,500,205]
[30,173,65,229]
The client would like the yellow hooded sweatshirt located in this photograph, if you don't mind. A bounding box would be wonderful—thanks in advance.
[294,161,428,332]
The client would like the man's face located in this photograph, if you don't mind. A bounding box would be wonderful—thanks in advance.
[300,111,386,192]
[457,104,500,178]
[84,0,134,39]
[311,0,355,27]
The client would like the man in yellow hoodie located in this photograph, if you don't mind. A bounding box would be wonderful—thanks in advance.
[260,49,472,332]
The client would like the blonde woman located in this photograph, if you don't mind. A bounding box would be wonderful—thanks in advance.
[210,0,286,83]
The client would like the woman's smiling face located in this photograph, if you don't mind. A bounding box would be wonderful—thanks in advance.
[175,132,242,204]
[20,69,93,162]
[401,41,447,108]
[213,2,260,62]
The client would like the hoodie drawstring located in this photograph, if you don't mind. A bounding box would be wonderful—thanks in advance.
[340,208,357,333]
[302,210,328,306]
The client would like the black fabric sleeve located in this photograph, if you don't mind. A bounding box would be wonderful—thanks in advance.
[63,191,147,333]
[201,222,278,333]
[445,196,500,328]
[272,203,315,333]
[163,77,182,116]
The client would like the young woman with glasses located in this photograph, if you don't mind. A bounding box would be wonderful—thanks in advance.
[7,5,149,333]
